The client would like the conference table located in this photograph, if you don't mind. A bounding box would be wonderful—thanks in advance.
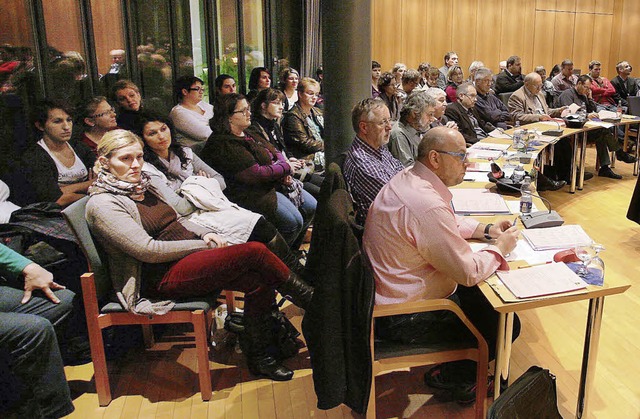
[457,136,631,418]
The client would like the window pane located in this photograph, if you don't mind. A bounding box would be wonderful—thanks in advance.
[216,0,239,82]
[42,0,91,106]
[180,0,210,102]
[91,0,126,96]
[242,0,265,89]
[133,0,173,112]
[0,0,41,172]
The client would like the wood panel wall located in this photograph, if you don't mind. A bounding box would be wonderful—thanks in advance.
[371,0,636,80]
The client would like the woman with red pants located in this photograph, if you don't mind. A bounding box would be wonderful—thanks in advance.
[86,129,312,381]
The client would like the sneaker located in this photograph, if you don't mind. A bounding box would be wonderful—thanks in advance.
[424,364,459,391]
[615,149,637,164]
[598,166,623,179]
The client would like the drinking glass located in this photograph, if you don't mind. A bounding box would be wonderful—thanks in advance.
[574,244,595,277]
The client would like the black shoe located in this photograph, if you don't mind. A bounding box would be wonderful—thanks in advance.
[240,315,294,381]
[248,355,294,381]
[616,149,637,164]
[598,166,623,179]
[277,273,314,310]
[537,178,566,191]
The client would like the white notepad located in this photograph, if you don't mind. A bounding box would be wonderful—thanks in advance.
[496,262,587,298]
[521,224,592,250]
[450,189,511,215]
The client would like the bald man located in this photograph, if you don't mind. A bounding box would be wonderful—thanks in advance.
[364,127,520,403]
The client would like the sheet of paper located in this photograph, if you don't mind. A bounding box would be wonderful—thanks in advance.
[470,141,512,151]
[567,103,581,113]
[466,162,491,172]
[470,238,557,264]
[487,129,512,139]
[496,262,587,298]
[505,200,539,215]
[585,120,614,129]
[463,171,491,182]
[598,109,618,119]
[521,224,593,250]
[450,189,511,214]
[467,149,504,160]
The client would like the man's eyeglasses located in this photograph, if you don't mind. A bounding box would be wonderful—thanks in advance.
[233,107,251,116]
[91,107,116,118]
[188,86,205,92]
[435,150,468,162]
[369,118,392,127]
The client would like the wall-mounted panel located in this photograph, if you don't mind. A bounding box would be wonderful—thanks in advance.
[477,0,503,74]
[572,12,595,71]
[532,10,556,71]
[401,0,428,68]
[451,0,478,74]
[551,10,575,64]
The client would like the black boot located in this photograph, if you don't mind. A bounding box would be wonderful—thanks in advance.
[277,273,314,310]
[265,233,304,274]
[240,315,294,381]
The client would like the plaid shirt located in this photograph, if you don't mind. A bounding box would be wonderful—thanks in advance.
[343,136,403,226]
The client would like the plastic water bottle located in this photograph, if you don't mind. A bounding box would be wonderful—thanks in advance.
[617,100,623,117]
[512,164,525,183]
[520,175,533,214]
[512,121,521,150]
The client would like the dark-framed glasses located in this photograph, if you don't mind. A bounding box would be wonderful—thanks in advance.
[91,107,116,118]
[435,150,468,162]
[233,107,251,116]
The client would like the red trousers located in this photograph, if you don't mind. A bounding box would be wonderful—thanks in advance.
[155,242,289,316]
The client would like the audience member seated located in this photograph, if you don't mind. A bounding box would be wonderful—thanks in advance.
[391,62,407,89]
[535,65,555,107]
[444,82,493,145]
[77,96,118,155]
[214,74,237,97]
[508,72,574,187]
[426,66,443,89]
[168,75,213,150]
[363,127,520,404]
[201,94,316,250]
[86,130,313,381]
[588,60,620,110]
[0,180,19,223]
[112,79,144,131]
[399,69,421,100]
[467,60,485,83]
[494,55,524,94]
[282,77,325,162]
[249,88,324,197]
[279,68,300,111]
[20,100,96,207]
[444,65,464,103]
[134,113,307,274]
[371,60,382,98]
[551,59,578,95]
[378,71,401,121]
[246,67,272,103]
[0,244,75,418]
[424,87,458,129]
[438,51,458,89]
[474,68,511,129]
[343,98,403,226]
[556,75,636,179]
[388,91,436,167]
[417,62,430,88]
[610,60,637,108]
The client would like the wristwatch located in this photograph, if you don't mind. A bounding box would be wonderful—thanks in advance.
[484,223,494,240]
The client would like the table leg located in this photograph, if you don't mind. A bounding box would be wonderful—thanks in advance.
[578,131,587,190]
[493,312,514,399]
[576,297,605,419]
[570,134,578,193]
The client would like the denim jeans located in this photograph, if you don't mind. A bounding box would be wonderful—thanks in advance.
[0,285,76,418]
[274,190,317,249]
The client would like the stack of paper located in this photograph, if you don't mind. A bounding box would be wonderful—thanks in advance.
[521,224,592,250]
[496,262,587,298]
[450,189,511,215]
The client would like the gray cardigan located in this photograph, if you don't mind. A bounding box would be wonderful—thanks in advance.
[86,192,212,315]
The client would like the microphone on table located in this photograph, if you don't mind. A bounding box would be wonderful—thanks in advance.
[542,119,564,137]
[495,178,564,228]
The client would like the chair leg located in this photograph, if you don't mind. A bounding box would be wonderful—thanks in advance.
[475,352,489,419]
[225,290,235,312]
[88,326,112,406]
[366,375,376,419]
[141,324,155,348]
[193,310,212,401]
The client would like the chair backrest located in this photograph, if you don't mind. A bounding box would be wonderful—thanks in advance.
[62,196,112,299]
[498,92,513,107]
[627,96,640,117]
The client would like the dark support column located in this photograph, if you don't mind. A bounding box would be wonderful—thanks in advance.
[321,0,371,165]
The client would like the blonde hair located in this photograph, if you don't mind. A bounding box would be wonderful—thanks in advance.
[94,129,144,172]
[297,77,320,93]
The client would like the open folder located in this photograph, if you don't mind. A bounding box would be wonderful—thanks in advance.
[450,188,511,215]
[496,262,587,298]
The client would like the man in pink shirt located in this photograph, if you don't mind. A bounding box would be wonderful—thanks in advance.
[363,126,519,402]
[588,60,620,109]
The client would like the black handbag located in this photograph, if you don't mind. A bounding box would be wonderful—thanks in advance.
[488,366,562,419]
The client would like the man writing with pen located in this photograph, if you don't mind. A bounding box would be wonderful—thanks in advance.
[363,127,521,403]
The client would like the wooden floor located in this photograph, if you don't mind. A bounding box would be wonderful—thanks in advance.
[63,147,640,419]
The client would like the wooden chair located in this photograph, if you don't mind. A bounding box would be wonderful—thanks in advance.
[62,197,217,406]
[624,96,640,175]
[367,270,489,419]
